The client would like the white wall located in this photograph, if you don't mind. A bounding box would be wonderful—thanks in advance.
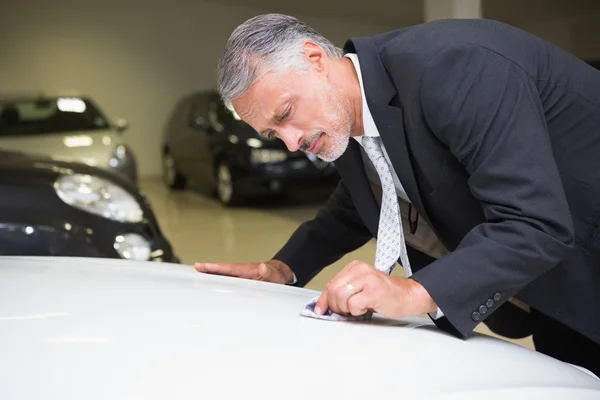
[0,0,396,178]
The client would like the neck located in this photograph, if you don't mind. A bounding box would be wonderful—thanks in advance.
[332,57,364,137]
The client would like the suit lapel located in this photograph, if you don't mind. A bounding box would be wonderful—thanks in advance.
[343,36,435,231]
[334,140,381,237]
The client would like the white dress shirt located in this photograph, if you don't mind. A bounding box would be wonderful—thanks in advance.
[344,53,445,320]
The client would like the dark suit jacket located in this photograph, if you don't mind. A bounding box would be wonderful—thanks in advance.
[273,18,600,344]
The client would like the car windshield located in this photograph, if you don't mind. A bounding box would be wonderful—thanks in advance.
[0,97,111,137]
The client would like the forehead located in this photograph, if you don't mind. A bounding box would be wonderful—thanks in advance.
[232,70,301,122]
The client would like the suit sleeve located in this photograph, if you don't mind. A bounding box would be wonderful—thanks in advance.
[411,44,575,338]
[273,179,373,287]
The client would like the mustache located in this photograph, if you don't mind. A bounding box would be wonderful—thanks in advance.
[300,131,324,152]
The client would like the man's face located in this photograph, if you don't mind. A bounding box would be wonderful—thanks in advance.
[231,56,354,162]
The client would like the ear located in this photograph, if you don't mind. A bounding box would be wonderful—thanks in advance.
[302,41,327,72]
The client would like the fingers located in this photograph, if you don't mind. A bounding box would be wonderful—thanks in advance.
[332,279,364,314]
[315,261,374,316]
[194,262,234,275]
[318,276,370,316]
[193,262,259,280]
[193,262,218,273]
[193,261,285,283]
[347,292,371,316]
[331,262,372,313]
[314,290,329,316]
[257,262,280,282]
[313,261,363,315]
[325,260,364,294]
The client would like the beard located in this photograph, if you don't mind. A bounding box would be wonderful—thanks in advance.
[300,88,353,162]
[301,129,349,162]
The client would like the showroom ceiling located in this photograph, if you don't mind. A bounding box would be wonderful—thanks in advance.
[484,0,600,22]
[205,0,600,27]
[203,0,425,26]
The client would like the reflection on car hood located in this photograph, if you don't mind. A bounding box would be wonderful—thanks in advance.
[0,256,599,400]
[0,129,122,168]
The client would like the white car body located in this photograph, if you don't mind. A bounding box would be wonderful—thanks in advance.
[1,256,599,399]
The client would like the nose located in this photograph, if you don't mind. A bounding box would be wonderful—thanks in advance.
[278,126,303,152]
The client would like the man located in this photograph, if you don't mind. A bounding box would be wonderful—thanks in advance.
[194,14,600,375]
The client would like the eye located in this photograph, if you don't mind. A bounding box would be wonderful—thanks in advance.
[262,129,276,140]
[279,106,291,121]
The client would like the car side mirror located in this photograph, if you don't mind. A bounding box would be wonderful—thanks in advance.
[114,117,129,133]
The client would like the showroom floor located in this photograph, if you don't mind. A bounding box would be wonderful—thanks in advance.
[139,177,534,350]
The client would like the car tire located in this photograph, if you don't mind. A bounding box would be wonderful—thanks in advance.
[162,151,187,190]
[215,162,243,206]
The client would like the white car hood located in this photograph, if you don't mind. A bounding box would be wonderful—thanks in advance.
[0,256,599,400]
[0,130,120,168]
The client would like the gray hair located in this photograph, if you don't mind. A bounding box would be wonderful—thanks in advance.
[217,13,344,106]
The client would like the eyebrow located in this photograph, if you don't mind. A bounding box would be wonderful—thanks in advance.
[258,102,290,137]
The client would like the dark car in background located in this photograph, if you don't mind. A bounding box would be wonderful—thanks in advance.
[0,93,138,184]
[0,150,178,263]
[161,90,339,206]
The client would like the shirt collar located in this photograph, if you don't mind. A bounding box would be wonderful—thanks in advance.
[344,53,379,143]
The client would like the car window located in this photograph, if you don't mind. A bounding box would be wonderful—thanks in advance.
[0,97,110,137]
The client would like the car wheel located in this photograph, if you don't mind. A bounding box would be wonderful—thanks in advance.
[162,151,186,190]
[216,162,242,206]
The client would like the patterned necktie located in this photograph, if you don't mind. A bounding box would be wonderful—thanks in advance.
[300,136,411,321]
[361,136,411,276]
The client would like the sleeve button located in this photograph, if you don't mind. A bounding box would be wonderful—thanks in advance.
[486,298,494,308]
[493,292,502,302]
[471,311,481,322]
[479,305,488,314]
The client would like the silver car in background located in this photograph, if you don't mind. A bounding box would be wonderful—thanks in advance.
[0,93,138,184]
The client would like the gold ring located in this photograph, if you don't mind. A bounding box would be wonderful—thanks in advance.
[345,282,356,296]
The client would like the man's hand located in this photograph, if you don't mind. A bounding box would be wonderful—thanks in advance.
[314,260,438,318]
[193,259,294,285]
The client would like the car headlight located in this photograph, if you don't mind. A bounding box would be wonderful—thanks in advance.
[54,174,144,223]
[250,149,288,164]
[114,233,151,261]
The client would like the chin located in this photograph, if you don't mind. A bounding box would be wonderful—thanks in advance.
[318,135,350,162]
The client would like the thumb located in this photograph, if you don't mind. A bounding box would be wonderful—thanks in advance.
[258,262,272,281]
[258,262,287,284]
